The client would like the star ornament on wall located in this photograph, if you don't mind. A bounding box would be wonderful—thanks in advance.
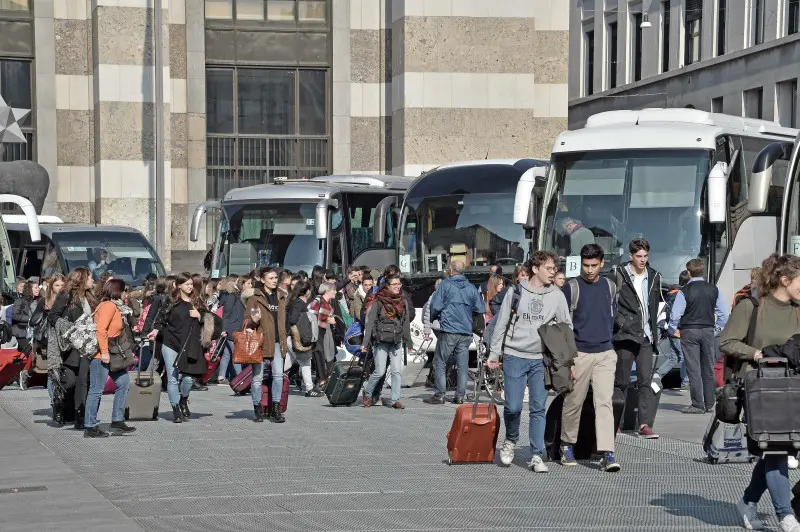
[0,95,30,144]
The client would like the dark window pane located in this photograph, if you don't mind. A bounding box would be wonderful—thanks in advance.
[207,137,236,167]
[0,59,31,126]
[298,138,327,168]
[298,1,326,23]
[299,70,326,135]
[206,69,234,133]
[237,69,295,135]
[207,167,237,199]
[267,0,295,21]
[269,138,296,167]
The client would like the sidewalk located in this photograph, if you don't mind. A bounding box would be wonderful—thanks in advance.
[0,405,142,532]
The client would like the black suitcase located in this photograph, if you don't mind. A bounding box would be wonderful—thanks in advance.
[325,359,364,406]
[544,390,598,461]
[744,357,800,454]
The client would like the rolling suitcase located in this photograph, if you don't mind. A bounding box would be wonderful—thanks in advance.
[260,371,290,414]
[230,364,253,395]
[446,364,500,464]
[744,357,800,454]
[325,358,364,406]
[0,349,26,390]
[125,350,162,421]
[544,390,598,461]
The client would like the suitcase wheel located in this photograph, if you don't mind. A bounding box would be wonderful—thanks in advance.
[446,456,453,466]
[708,457,718,465]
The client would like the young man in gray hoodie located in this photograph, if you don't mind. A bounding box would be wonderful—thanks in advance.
[488,251,572,473]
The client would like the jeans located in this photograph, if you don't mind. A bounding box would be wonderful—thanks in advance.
[286,338,313,392]
[364,342,404,403]
[217,336,241,380]
[138,344,153,372]
[614,340,657,428]
[161,344,193,406]
[681,328,716,410]
[655,337,683,379]
[84,358,130,428]
[269,343,284,402]
[744,455,792,520]
[248,362,263,406]
[503,355,548,457]
[433,332,471,399]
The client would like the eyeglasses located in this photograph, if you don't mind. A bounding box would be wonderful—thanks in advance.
[542,266,557,273]
[388,282,402,287]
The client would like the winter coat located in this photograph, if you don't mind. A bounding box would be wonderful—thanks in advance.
[362,298,412,347]
[612,263,663,347]
[155,299,216,376]
[244,286,288,360]
[218,281,245,333]
[350,286,367,324]
[143,293,169,335]
[11,297,34,339]
[429,275,484,335]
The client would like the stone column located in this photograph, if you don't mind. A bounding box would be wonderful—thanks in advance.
[184,0,207,251]
[91,0,172,265]
[33,0,58,216]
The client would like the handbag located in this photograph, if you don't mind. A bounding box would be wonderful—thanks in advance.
[232,322,263,365]
[65,310,100,358]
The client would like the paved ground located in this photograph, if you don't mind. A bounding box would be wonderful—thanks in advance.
[0,381,796,531]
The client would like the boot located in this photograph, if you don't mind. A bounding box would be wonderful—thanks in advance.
[270,402,286,424]
[171,404,183,423]
[253,404,264,423]
[179,396,191,419]
[73,406,85,430]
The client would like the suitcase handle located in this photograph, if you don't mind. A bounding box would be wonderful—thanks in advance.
[136,338,157,384]
[472,337,495,421]
[756,357,790,378]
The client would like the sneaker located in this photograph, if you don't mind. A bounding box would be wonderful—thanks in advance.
[451,396,464,405]
[499,439,515,466]
[680,380,690,390]
[305,389,324,398]
[790,456,799,470]
[361,390,371,408]
[423,395,445,405]
[84,426,109,438]
[217,378,229,386]
[109,421,136,434]
[600,452,621,472]
[560,444,577,466]
[529,455,549,473]
[736,498,764,530]
[680,405,706,414]
[638,425,659,439]
[780,514,800,532]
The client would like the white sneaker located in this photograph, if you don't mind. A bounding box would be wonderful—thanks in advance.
[780,515,800,532]
[789,456,799,470]
[529,455,549,473]
[736,498,764,530]
[499,440,515,466]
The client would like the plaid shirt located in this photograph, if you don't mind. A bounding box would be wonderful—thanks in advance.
[308,297,334,329]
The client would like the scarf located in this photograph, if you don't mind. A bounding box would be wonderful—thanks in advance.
[376,288,405,319]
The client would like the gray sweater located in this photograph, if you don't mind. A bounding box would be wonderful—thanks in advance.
[488,281,572,361]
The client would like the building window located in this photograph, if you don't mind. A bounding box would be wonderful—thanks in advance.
[790,0,799,35]
[711,96,723,113]
[205,0,327,23]
[205,67,330,199]
[684,0,702,66]
[777,79,798,128]
[744,87,764,119]
[631,12,643,82]
[0,0,28,11]
[607,21,618,90]
[716,0,726,56]
[584,30,594,96]
[754,0,765,45]
[0,59,34,163]
[662,1,671,73]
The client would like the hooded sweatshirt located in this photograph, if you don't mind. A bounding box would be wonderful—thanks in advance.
[488,280,572,362]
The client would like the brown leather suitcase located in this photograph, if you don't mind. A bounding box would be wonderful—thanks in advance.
[446,401,500,464]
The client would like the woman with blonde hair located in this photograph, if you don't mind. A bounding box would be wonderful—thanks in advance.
[484,274,505,320]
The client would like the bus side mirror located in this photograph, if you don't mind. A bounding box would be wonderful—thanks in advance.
[707,162,728,224]
[514,167,547,232]
[315,199,339,240]
[749,141,793,214]
[373,196,398,245]
[190,201,220,242]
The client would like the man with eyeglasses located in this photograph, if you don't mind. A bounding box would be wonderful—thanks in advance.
[424,260,485,405]
[487,250,571,472]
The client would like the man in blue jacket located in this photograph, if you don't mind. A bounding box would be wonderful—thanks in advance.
[424,260,484,405]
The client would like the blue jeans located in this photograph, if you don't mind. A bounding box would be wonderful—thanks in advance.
[364,342,404,403]
[655,337,683,378]
[433,332,471,399]
[503,355,548,457]
[161,344,193,406]
[248,361,263,406]
[139,344,153,372]
[217,336,241,380]
[85,358,130,428]
[744,455,792,520]
[269,343,284,402]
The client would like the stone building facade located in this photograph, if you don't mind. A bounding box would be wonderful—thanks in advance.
[1,0,569,266]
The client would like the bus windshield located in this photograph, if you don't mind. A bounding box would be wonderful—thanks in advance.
[218,203,323,275]
[541,149,711,285]
[53,231,165,286]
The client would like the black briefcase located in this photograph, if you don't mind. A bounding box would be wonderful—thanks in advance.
[744,357,800,454]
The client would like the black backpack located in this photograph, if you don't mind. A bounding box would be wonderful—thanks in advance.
[29,305,48,349]
[374,305,404,345]
[296,311,315,348]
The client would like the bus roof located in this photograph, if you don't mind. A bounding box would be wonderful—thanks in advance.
[405,158,549,198]
[2,215,63,224]
[554,108,800,153]
[222,174,412,203]
[4,223,150,237]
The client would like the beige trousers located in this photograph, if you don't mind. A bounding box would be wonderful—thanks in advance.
[560,350,618,453]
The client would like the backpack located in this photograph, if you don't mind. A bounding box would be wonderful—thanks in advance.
[732,284,753,309]
[295,310,317,349]
[29,304,48,348]
[373,304,404,345]
[566,277,617,317]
